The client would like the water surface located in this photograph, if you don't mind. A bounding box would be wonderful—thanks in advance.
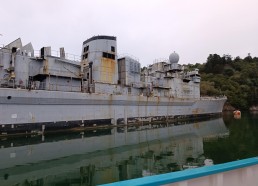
[0,113,257,186]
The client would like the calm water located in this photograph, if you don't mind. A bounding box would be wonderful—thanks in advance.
[0,113,257,186]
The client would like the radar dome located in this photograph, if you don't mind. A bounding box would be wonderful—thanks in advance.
[169,52,179,64]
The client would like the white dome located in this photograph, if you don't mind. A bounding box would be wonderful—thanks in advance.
[169,52,179,64]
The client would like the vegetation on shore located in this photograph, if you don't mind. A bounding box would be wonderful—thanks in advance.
[187,54,258,110]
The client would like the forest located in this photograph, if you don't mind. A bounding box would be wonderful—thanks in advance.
[187,54,258,110]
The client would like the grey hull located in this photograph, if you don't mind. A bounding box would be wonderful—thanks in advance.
[0,88,226,133]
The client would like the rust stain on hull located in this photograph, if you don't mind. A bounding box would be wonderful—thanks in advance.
[192,108,204,115]
[101,58,116,83]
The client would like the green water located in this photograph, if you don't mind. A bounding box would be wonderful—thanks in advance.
[204,112,258,164]
[0,113,257,186]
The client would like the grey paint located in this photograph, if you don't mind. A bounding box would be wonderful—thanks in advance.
[0,36,226,127]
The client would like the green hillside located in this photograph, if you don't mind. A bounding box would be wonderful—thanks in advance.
[188,54,258,110]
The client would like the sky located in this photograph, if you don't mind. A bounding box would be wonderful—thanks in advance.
[0,0,257,66]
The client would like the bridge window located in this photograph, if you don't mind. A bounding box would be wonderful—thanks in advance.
[111,46,115,52]
[83,53,88,59]
[84,45,89,53]
[103,52,115,60]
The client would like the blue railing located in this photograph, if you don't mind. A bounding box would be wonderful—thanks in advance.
[100,157,258,186]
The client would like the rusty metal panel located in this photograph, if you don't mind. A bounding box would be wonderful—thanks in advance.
[101,58,116,83]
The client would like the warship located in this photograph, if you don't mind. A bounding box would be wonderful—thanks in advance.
[0,35,226,134]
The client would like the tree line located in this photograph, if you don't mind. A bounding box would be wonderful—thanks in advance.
[187,54,258,110]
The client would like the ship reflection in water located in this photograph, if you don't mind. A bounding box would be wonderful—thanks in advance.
[0,118,228,186]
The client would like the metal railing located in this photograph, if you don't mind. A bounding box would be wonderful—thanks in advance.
[48,83,82,92]
[117,53,140,62]
[200,95,227,100]
[153,58,169,64]
[0,78,83,93]
[34,50,81,62]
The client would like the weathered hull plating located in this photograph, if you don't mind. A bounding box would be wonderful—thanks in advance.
[0,88,226,134]
[0,36,227,135]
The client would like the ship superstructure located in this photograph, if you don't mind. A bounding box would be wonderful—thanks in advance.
[0,35,226,134]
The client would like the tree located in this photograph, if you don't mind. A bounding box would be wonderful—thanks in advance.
[186,53,258,110]
[223,68,234,76]
[204,54,223,74]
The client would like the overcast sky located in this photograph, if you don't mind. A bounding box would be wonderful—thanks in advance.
[1,0,257,66]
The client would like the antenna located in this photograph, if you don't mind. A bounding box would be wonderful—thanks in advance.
[0,34,3,47]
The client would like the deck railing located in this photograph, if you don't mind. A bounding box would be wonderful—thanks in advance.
[34,50,81,62]
[101,157,258,186]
